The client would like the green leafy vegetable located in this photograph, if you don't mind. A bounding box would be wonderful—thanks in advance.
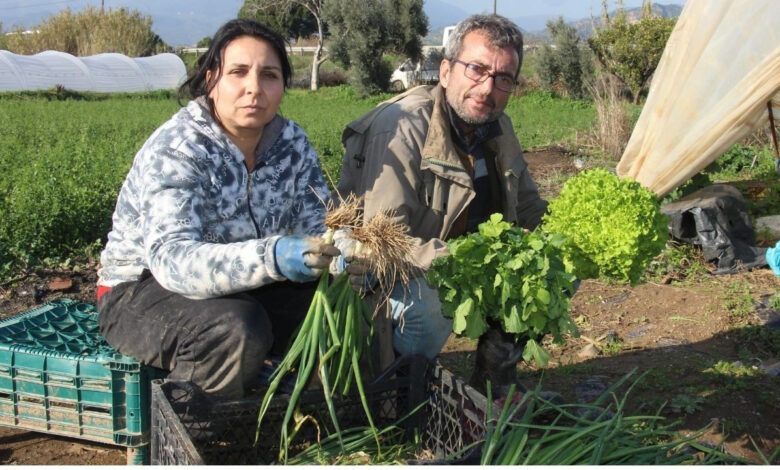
[426,214,579,365]
[542,169,668,285]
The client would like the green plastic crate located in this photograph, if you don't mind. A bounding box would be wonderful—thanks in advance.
[0,298,166,463]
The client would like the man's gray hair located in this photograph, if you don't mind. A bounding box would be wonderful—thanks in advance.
[444,14,523,76]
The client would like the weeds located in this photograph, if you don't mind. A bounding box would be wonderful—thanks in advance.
[601,334,624,356]
[584,75,632,160]
[770,290,780,310]
[643,242,710,284]
[669,391,705,415]
[705,360,761,392]
[721,282,755,322]
[735,325,780,361]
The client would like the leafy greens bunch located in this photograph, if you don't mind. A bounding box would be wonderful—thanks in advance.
[426,214,579,366]
[542,169,668,285]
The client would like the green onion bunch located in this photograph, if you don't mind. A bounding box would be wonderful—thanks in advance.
[475,371,750,465]
[256,197,417,463]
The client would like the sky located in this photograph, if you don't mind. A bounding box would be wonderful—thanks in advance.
[445,0,685,19]
[0,0,687,47]
[435,0,686,31]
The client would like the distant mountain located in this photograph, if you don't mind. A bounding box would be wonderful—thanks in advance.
[423,0,471,31]
[1,0,242,47]
[534,3,684,40]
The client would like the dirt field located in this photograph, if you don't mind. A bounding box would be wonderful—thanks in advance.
[1,148,778,464]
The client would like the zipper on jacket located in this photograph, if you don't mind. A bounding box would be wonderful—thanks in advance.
[246,173,261,237]
[423,157,465,171]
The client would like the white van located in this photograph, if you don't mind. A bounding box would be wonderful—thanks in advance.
[389,48,444,91]
[389,25,455,91]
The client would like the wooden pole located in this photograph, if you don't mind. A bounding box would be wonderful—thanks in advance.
[769,101,780,175]
[769,101,779,159]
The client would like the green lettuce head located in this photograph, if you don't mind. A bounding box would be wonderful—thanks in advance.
[542,169,668,285]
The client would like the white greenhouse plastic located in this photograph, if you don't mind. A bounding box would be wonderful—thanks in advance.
[0,50,186,92]
[616,0,780,197]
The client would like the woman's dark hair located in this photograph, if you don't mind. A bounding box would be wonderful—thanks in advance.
[178,18,292,103]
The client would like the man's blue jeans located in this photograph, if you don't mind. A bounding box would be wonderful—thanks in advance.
[387,276,452,359]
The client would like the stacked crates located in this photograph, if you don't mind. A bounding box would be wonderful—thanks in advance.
[0,298,165,464]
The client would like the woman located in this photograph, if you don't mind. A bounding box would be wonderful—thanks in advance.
[96,19,337,399]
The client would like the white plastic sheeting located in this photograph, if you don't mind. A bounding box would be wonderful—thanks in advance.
[616,0,780,197]
[0,50,186,92]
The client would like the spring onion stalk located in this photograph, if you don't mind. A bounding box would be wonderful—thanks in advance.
[286,400,429,465]
[478,372,752,465]
[256,228,349,463]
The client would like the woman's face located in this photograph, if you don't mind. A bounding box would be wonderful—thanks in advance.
[207,35,284,140]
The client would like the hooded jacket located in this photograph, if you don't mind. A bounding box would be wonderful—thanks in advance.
[336,84,547,270]
[98,98,329,299]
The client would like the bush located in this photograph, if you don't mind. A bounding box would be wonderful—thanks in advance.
[6,6,167,56]
[536,17,594,99]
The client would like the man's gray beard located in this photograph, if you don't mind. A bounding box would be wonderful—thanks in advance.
[450,99,499,126]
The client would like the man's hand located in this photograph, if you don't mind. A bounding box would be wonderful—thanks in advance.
[331,229,378,293]
[275,235,340,282]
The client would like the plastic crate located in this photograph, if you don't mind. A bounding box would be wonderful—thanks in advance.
[0,298,166,464]
[151,356,490,465]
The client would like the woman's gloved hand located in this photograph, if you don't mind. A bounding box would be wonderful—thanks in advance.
[330,229,378,293]
[274,234,340,282]
[767,241,780,276]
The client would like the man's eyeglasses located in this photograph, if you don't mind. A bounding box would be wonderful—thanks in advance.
[451,59,517,93]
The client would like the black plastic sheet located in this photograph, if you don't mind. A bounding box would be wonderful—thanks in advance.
[661,184,768,274]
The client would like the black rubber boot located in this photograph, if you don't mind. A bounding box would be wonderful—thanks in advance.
[468,327,564,408]
[468,327,530,397]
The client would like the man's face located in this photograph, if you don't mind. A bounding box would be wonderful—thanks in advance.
[439,31,519,126]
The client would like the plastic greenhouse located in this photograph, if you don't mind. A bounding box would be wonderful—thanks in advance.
[0,50,186,92]
[616,0,780,197]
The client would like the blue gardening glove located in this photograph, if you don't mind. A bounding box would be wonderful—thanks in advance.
[331,229,378,293]
[767,241,780,276]
[274,234,340,282]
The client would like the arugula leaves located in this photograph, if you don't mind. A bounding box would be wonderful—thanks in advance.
[426,214,579,366]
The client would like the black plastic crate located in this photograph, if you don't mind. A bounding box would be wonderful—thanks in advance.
[151,357,490,465]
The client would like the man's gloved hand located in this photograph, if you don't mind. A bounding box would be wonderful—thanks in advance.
[331,229,378,293]
[767,241,780,276]
[274,234,340,282]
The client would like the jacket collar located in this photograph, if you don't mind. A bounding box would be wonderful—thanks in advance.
[421,84,464,172]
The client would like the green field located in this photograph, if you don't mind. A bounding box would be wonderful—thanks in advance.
[0,86,595,275]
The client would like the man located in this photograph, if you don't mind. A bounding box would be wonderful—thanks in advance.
[335,14,549,394]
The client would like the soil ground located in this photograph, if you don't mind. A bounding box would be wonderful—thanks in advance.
[1,148,779,464]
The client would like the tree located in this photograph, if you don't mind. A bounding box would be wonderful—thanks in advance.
[536,16,593,99]
[239,2,320,41]
[196,36,212,48]
[587,0,675,104]
[325,0,428,96]
[241,0,328,91]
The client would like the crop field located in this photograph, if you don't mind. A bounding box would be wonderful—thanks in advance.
[1,85,778,464]
[0,87,594,274]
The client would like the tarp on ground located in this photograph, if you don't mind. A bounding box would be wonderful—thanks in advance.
[0,50,186,92]
[616,0,780,197]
